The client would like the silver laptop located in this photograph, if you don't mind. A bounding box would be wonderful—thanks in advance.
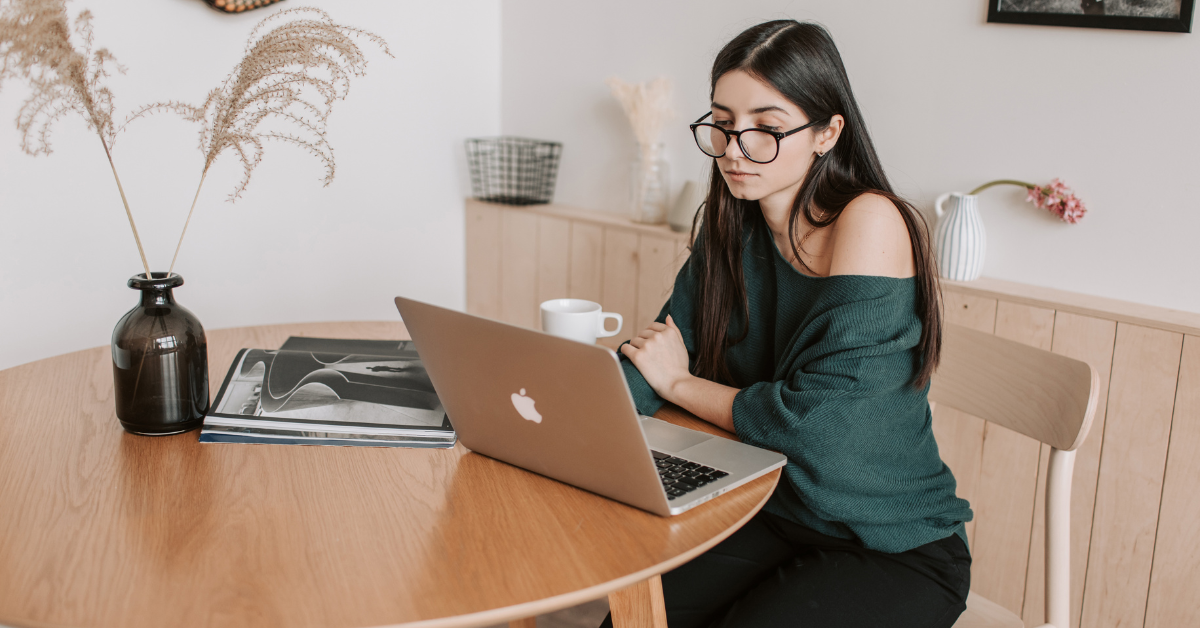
[394,296,787,516]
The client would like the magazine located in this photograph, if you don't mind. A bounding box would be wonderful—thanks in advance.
[199,337,455,448]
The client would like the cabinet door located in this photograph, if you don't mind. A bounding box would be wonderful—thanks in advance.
[600,229,640,349]
[465,202,502,319]
[635,235,679,334]
[500,208,540,328]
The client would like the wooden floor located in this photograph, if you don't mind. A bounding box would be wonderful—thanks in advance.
[484,598,610,628]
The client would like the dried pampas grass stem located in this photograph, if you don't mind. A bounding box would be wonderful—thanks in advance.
[0,0,151,278]
[2,2,390,277]
[606,76,674,155]
[125,6,391,275]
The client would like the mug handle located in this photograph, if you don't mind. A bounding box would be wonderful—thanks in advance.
[935,192,957,219]
[596,312,623,338]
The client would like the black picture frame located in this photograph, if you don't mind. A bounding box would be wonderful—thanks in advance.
[987,0,1195,32]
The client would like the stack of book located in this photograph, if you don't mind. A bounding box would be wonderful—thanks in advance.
[200,336,456,448]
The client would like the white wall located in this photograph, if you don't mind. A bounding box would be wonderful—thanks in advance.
[5,0,1197,372]
[0,0,500,370]
[501,0,1200,315]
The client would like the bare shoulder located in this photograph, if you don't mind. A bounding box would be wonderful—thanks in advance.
[827,193,916,278]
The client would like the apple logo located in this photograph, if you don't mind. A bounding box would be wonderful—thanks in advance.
[511,388,542,424]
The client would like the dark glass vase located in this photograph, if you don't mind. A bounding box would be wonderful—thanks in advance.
[111,273,209,435]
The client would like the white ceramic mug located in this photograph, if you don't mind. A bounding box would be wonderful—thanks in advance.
[540,299,622,344]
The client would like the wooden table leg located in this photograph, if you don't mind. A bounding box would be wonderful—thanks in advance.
[609,575,668,628]
[509,617,537,628]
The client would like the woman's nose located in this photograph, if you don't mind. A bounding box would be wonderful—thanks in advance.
[725,134,747,160]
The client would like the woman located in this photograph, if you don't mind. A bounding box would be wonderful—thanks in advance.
[599,20,973,628]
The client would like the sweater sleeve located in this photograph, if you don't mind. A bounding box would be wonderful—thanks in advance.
[731,278,971,552]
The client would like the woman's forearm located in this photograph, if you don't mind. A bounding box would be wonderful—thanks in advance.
[665,375,740,434]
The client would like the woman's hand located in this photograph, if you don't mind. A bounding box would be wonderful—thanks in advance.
[619,315,693,404]
[621,314,740,433]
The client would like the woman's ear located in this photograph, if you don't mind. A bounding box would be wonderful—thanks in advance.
[816,114,845,155]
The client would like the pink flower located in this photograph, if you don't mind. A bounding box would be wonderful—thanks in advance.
[969,178,1087,224]
[1060,196,1086,224]
[1026,179,1086,224]
[1025,186,1044,207]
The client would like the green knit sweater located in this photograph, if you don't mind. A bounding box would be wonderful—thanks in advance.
[619,214,973,555]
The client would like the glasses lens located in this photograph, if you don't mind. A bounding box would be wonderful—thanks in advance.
[693,125,727,157]
[739,130,779,163]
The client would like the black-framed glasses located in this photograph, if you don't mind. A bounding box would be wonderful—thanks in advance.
[689,112,830,164]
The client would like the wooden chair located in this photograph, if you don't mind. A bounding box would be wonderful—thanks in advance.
[931,324,1101,628]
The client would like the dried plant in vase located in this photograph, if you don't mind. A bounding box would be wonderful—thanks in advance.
[113,6,388,434]
[0,0,152,277]
[607,76,674,223]
[1,0,390,436]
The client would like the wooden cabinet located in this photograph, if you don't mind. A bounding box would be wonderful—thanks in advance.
[464,198,1200,628]
[466,199,689,350]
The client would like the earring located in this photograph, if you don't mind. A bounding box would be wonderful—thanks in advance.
[816,150,826,158]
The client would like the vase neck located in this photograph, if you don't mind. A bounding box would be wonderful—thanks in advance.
[952,195,979,211]
[140,287,176,307]
[638,143,665,162]
[128,273,183,307]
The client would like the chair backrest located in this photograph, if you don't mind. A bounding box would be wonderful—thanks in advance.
[930,324,1100,451]
[930,323,1101,628]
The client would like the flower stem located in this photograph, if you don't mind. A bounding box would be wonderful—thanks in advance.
[167,168,209,277]
[968,179,1036,196]
[99,132,152,279]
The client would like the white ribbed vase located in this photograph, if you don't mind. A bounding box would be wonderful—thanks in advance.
[934,192,986,282]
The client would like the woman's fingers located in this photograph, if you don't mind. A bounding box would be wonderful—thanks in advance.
[639,322,669,340]
[625,329,664,360]
[666,315,682,338]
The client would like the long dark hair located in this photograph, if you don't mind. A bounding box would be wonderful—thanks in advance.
[690,20,942,388]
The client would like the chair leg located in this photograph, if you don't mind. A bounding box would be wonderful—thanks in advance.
[609,575,668,628]
[509,618,537,628]
[1044,448,1076,628]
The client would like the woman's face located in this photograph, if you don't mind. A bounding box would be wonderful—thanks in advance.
[708,69,835,204]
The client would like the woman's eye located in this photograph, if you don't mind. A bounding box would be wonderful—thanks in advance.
[715,120,732,127]
[758,125,781,132]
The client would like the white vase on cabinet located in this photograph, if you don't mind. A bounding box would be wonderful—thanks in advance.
[934,192,986,282]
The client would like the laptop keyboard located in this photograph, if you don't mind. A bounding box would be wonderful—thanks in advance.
[652,450,729,501]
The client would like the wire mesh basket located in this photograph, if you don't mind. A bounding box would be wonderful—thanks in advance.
[465,137,563,205]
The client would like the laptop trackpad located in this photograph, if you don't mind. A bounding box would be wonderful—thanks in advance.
[641,417,713,453]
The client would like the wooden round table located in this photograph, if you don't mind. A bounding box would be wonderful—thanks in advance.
[0,322,779,628]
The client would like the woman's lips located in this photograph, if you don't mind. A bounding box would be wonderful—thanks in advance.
[725,170,756,182]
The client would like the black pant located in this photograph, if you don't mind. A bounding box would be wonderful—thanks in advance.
[599,509,970,628]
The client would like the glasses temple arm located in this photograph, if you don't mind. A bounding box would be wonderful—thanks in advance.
[781,116,835,138]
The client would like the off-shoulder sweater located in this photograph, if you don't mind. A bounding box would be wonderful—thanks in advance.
[618,214,973,555]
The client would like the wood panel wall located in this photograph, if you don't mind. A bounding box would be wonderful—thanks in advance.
[464,199,1200,628]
